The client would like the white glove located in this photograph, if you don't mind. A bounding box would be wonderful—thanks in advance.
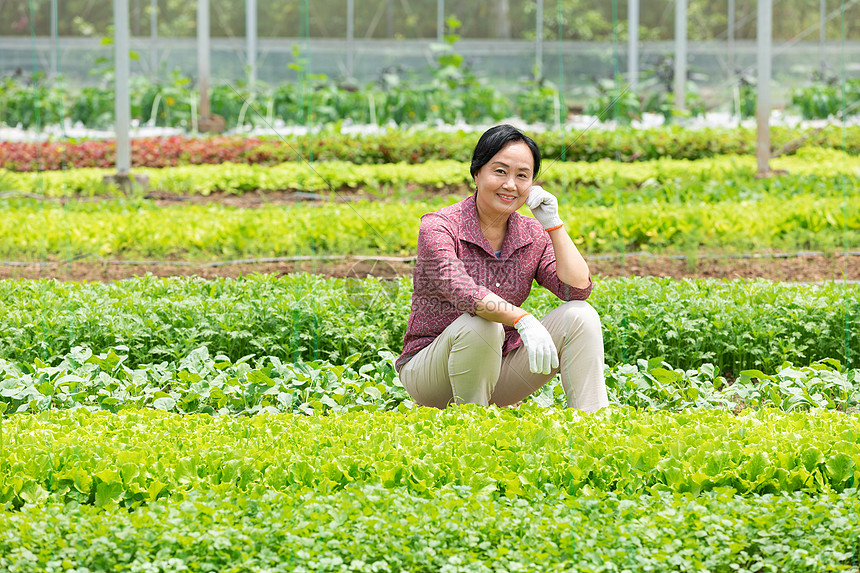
[513,314,559,375]
[526,185,563,230]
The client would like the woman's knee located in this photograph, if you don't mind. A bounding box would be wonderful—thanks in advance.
[558,301,602,336]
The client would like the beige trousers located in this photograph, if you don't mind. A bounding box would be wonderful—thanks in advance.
[398,301,608,412]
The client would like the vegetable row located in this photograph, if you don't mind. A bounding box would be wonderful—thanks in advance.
[1,345,857,417]
[4,126,860,172]
[4,147,858,200]
[1,485,857,572]
[1,408,858,508]
[1,192,858,259]
[1,275,856,375]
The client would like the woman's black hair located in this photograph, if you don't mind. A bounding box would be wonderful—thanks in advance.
[469,124,541,180]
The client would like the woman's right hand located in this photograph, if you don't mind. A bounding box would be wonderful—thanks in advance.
[526,186,563,230]
[513,314,559,374]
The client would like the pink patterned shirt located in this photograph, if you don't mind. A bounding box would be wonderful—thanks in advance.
[395,193,592,373]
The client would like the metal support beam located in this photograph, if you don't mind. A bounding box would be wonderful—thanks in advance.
[387,0,394,38]
[50,0,58,77]
[535,0,543,79]
[756,0,772,176]
[673,0,687,111]
[628,0,639,89]
[437,0,444,40]
[114,0,131,176]
[247,0,257,85]
[132,0,141,36]
[347,0,354,78]
[495,0,511,38]
[197,0,211,119]
[728,0,735,71]
[820,0,826,71]
[150,0,158,77]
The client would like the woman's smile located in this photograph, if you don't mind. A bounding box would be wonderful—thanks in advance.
[473,140,535,226]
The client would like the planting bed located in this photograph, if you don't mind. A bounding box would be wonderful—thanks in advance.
[1,126,858,572]
[4,126,860,171]
[0,274,856,398]
[1,407,859,571]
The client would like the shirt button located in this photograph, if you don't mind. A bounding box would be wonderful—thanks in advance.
[495,282,500,287]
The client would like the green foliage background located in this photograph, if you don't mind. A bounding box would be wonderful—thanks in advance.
[5,0,858,41]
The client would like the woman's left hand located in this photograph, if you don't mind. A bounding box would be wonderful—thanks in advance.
[526,186,563,230]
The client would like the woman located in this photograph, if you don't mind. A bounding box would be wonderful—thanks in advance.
[395,124,608,412]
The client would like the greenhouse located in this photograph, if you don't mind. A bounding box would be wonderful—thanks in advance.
[1,1,859,571]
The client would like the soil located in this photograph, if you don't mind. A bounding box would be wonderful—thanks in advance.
[2,252,858,283]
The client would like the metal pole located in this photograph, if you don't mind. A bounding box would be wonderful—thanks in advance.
[756,0,772,176]
[347,0,354,78]
[50,0,58,78]
[198,0,210,119]
[387,0,394,38]
[728,0,735,72]
[496,0,511,38]
[820,0,826,71]
[247,0,257,85]
[673,0,687,111]
[628,0,639,89]
[133,0,141,36]
[535,0,543,79]
[437,0,444,40]
[150,0,158,78]
[114,0,131,176]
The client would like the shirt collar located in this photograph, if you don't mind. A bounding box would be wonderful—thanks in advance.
[459,193,533,259]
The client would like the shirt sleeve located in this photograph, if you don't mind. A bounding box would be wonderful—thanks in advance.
[414,213,493,314]
[534,234,593,301]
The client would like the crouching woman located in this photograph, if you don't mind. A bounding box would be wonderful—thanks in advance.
[394,124,608,412]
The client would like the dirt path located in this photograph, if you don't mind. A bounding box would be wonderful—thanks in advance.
[3,252,858,283]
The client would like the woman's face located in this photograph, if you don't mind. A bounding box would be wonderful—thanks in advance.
[473,141,535,223]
